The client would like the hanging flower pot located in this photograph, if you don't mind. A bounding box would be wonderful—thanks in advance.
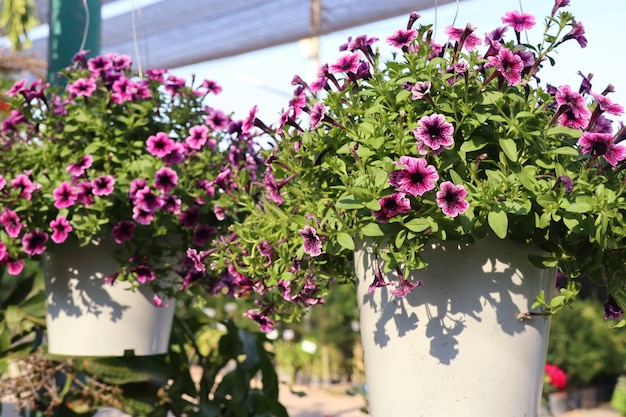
[44,238,175,357]
[354,236,555,417]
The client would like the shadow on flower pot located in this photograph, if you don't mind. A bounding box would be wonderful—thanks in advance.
[356,236,555,364]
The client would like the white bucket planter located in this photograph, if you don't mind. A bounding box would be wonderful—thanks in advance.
[355,237,555,417]
[44,239,175,357]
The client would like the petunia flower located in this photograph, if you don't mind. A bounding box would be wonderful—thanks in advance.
[111,220,136,244]
[372,193,412,223]
[413,113,455,153]
[386,29,417,49]
[22,230,49,256]
[50,216,73,244]
[298,225,323,256]
[577,132,626,166]
[501,11,536,32]
[154,167,178,193]
[53,182,78,209]
[91,175,115,196]
[66,154,94,177]
[0,209,22,238]
[388,156,439,196]
[185,125,209,150]
[146,132,176,158]
[436,182,469,217]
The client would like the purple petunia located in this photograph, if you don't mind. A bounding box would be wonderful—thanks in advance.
[0,209,22,238]
[66,154,93,177]
[67,77,97,98]
[310,102,327,130]
[91,175,115,196]
[53,182,78,209]
[501,11,536,32]
[329,53,361,74]
[389,156,439,197]
[577,132,626,166]
[22,230,48,256]
[133,185,163,212]
[436,182,469,217]
[185,125,209,150]
[50,216,73,244]
[131,265,156,284]
[298,225,323,257]
[112,220,136,244]
[11,174,37,200]
[413,113,455,153]
[386,29,417,49]
[154,167,178,193]
[372,192,412,223]
[146,132,176,158]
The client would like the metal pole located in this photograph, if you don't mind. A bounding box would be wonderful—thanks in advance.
[47,0,101,84]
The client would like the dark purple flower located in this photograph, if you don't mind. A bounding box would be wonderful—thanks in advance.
[192,224,216,246]
[604,296,622,320]
[132,206,154,225]
[129,178,148,200]
[179,206,200,228]
[245,309,274,333]
[1,110,26,133]
[22,230,48,256]
[436,182,469,217]
[205,107,229,130]
[133,185,163,212]
[372,192,412,223]
[561,19,587,48]
[557,176,573,193]
[551,0,570,17]
[298,225,323,257]
[112,221,136,244]
[258,240,275,258]
[390,276,423,297]
[154,167,178,193]
[131,265,156,284]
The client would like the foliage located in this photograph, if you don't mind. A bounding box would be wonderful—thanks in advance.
[611,375,626,416]
[0,0,40,51]
[546,297,626,389]
[0,53,262,300]
[203,2,626,329]
[0,301,288,417]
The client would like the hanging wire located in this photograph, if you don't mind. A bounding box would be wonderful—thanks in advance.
[519,0,530,44]
[451,0,461,28]
[78,0,90,52]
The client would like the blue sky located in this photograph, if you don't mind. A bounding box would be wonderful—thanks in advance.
[172,0,626,128]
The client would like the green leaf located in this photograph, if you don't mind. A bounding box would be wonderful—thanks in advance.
[335,196,364,210]
[365,199,381,211]
[336,233,355,250]
[488,209,508,239]
[404,218,431,233]
[564,202,592,213]
[528,254,559,269]
[499,138,518,162]
[361,223,385,237]
[551,146,579,156]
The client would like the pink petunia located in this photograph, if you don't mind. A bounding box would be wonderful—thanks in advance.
[578,132,626,166]
[372,193,412,223]
[501,11,536,32]
[146,132,176,158]
[298,225,323,257]
[0,209,22,238]
[413,113,455,153]
[53,182,78,209]
[50,216,73,244]
[389,156,439,196]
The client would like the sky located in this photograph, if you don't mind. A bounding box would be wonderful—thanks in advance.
[171,0,626,128]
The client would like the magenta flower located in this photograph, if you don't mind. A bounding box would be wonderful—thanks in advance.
[67,77,97,97]
[0,209,22,238]
[244,309,274,333]
[185,125,209,150]
[578,132,626,166]
[133,185,163,212]
[501,11,536,32]
[131,265,156,284]
[7,79,27,97]
[50,216,73,244]
[206,108,229,130]
[87,55,112,75]
[561,19,587,48]
[390,277,423,298]
[372,192,412,223]
[7,259,24,275]
[91,175,115,196]
[329,53,361,74]
[146,132,176,158]
[132,206,154,225]
[202,79,223,95]
[214,205,227,221]
[310,102,327,129]
[163,142,187,165]
[389,156,439,196]
[298,225,323,257]
[436,182,469,217]
[129,178,148,200]
[192,224,216,246]
[0,176,5,191]
[112,220,136,244]
[76,181,95,206]
[161,194,182,214]
[488,48,524,86]
[411,81,431,100]
[591,92,624,116]
[22,230,48,256]
[386,29,417,48]
[11,174,37,200]
[66,154,93,177]
[263,167,284,205]
[53,182,78,209]
[179,206,200,228]
[154,167,178,193]
[413,113,455,153]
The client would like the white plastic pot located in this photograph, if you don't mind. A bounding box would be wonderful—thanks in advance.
[44,239,175,357]
[355,236,555,417]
